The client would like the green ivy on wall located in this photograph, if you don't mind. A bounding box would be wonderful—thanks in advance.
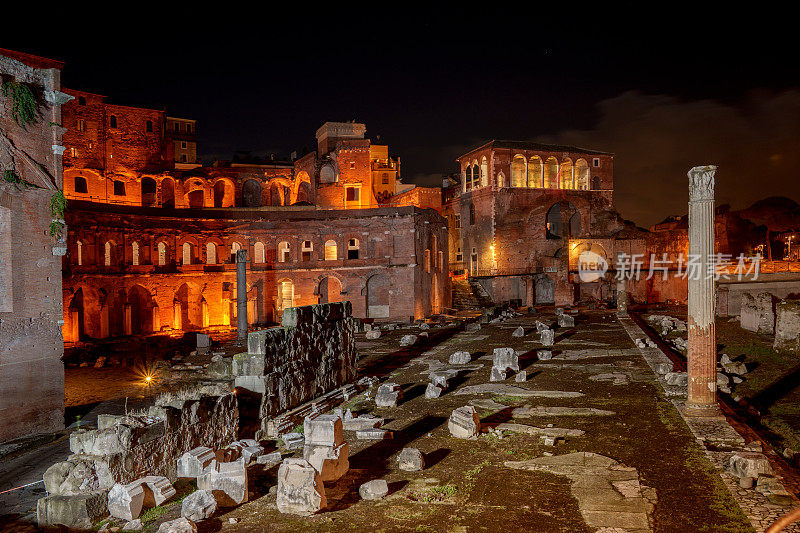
[49,190,66,238]
[2,79,38,126]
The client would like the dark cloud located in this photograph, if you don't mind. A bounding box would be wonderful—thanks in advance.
[538,91,800,227]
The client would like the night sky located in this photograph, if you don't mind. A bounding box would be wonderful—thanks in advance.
[6,6,800,226]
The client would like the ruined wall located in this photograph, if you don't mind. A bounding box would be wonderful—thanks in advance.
[0,50,68,443]
[45,392,237,493]
[235,302,357,430]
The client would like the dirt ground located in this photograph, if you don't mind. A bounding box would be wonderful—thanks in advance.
[110,308,756,532]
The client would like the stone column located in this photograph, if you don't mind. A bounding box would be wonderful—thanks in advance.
[685,165,721,417]
[236,249,248,340]
[616,252,628,316]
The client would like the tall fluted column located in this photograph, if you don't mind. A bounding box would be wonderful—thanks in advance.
[685,165,721,417]
[236,249,248,340]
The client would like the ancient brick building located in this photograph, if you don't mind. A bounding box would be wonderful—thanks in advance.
[62,203,449,341]
[444,140,614,306]
[294,122,400,209]
[0,49,72,442]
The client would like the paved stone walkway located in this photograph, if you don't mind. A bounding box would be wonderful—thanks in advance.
[619,315,800,533]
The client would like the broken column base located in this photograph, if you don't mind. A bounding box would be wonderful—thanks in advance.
[37,492,108,529]
[681,402,723,418]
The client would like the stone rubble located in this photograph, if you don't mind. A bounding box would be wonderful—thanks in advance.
[449,351,471,364]
[177,447,215,478]
[512,326,525,337]
[375,382,403,407]
[107,482,145,521]
[180,489,217,522]
[396,448,425,471]
[540,329,555,346]
[141,476,176,507]
[400,334,418,347]
[448,406,481,439]
[156,517,197,533]
[359,479,389,500]
[302,414,350,482]
[276,458,327,516]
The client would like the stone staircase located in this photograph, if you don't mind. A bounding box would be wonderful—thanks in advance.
[451,278,494,311]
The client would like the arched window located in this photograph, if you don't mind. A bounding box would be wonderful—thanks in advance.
[157,242,167,266]
[559,159,574,189]
[546,204,563,239]
[146,120,153,133]
[277,280,294,315]
[206,242,217,264]
[469,203,475,225]
[74,175,88,194]
[472,163,480,189]
[480,157,488,187]
[301,240,313,261]
[511,155,526,187]
[76,241,84,266]
[109,115,117,129]
[543,157,558,188]
[319,165,336,183]
[113,180,126,196]
[254,241,265,263]
[104,241,113,266]
[231,242,242,263]
[278,241,290,262]
[132,241,140,266]
[575,159,589,190]
[528,156,543,188]
[497,171,505,188]
[324,240,338,261]
[182,242,193,265]
[347,238,360,260]
[464,166,472,192]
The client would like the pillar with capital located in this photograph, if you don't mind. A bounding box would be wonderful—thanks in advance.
[684,165,722,417]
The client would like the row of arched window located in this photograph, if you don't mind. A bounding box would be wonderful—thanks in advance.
[464,156,599,191]
[77,238,362,267]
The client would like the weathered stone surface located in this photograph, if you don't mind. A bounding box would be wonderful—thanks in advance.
[396,448,425,471]
[177,447,215,479]
[726,452,774,479]
[449,351,471,364]
[537,350,553,361]
[342,414,384,431]
[557,315,575,328]
[122,519,143,530]
[44,457,115,495]
[425,383,444,398]
[181,490,217,522]
[375,383,402,407]
[496,423,584,438]
[356,429,393,440]
[448,406,480,439]
[512,326,525,337]
[455,384,583,398]
[755,474,794,505]
[281,433,305,450]
[400,334,418,347]
[304,442,350,481]
[429,371,450,389]
[515,371,527,382]
[108,482,144,521]
[489,367,507,382]
[256,451,283,465]
[70,428,125,455]
[465,322,481,331]
[157,517,197,533]
[654,362,673,375]
[512,406,615,417]
[36,492,108,529]
[740,292,775,334]
[365,330,382,340]
[540,329,555,346]
[359,479,389,500]
[197,460,248,506]
[535,320,549,332]
[774,299,800,353]
[492,347,519,372]
[304,414,344,447]
[140,476,176,507]
[664,372,688,386]
[276,458,327,516]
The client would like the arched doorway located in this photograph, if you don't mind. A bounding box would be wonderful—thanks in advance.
[175,282,203,331]
[141,177,157,207]
[296,181,311,204]
[366,274,389,318]
[161,178,175,208]
[127,285,155,334]
[319,277,342,304]
[277,280,294,318]
[68,288,85,341]
[242,179,262,207]
[269,184,282,206]
[188,190,205,208]
[213,180,234,207]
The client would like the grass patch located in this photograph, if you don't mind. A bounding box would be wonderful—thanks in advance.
[408,484,458,503]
